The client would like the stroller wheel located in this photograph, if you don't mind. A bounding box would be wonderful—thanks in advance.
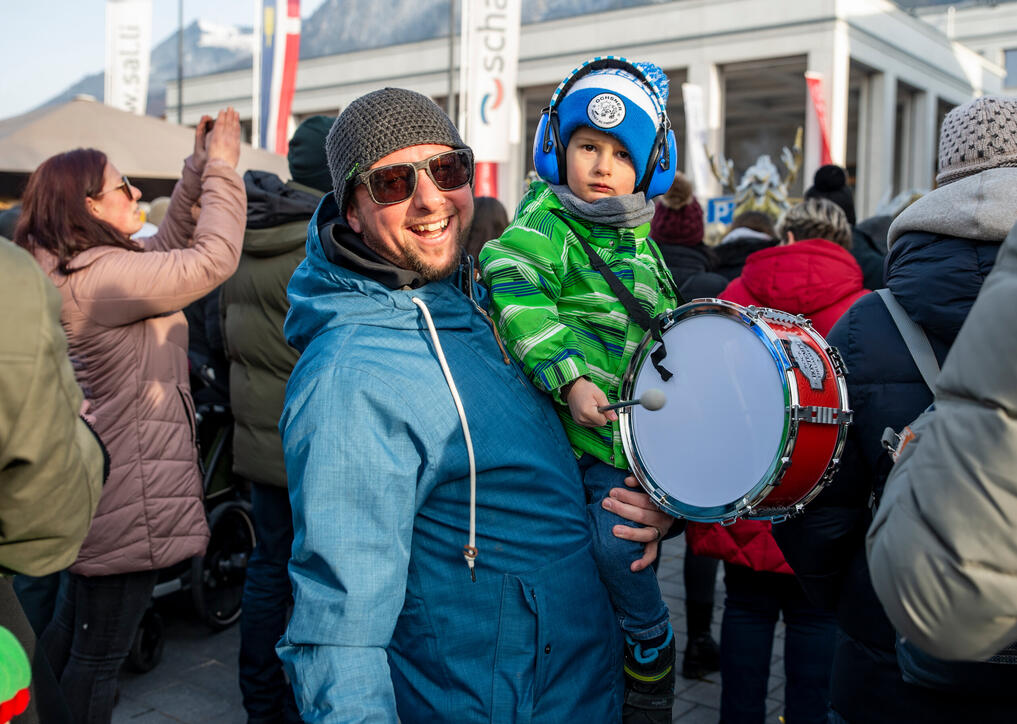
[191,499,255,631]
[126,607,165,673]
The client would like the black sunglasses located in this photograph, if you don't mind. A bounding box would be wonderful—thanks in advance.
[92,175,133,202]
[357,149,474,205]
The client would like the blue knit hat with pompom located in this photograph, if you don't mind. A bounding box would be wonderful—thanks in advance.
[554,60,670,182]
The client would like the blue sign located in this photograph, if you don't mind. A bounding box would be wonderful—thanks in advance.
[706,196,736,225]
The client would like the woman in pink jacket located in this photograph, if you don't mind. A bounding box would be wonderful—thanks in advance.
[14,108,246,722]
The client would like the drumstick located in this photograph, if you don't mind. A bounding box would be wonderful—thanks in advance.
[598,388,667,413]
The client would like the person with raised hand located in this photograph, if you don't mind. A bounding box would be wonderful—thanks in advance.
[14,107,246,722]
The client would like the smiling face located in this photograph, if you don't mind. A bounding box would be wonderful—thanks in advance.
[86,162,143,236]
[564,127,638,203]
[346,144,474,282]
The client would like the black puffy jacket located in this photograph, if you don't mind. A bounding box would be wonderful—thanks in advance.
[772,229,1011,723]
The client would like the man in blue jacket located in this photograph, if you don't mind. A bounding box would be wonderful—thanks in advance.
[278,87,674,723]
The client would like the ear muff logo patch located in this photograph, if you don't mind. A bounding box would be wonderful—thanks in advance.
[587,94,626,129]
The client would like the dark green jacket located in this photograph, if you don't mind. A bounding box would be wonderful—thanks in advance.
[221,175,324,487]
[0,239,104,575]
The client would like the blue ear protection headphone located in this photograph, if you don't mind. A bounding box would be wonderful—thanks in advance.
[532,56,678,199]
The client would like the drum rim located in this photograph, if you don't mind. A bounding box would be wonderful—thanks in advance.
[619,299,799,522]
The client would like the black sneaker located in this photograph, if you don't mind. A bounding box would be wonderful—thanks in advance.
[681,632,720,679]
[622,627,676,724]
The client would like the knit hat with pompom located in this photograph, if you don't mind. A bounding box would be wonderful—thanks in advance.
[804,165,855,226]
[554,60,670,185]
[650,172,704,246]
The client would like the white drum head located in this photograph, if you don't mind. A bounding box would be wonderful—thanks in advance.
[628,313,788,515]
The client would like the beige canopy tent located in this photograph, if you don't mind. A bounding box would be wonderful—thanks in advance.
[0,97,291,198]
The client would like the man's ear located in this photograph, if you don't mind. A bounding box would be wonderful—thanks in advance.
[346,196,363,233]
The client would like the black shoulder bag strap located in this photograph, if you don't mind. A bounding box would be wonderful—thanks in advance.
[550,210,674,381]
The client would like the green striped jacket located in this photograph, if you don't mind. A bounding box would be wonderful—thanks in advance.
[479,182,678,467]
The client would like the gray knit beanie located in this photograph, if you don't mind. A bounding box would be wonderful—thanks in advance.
[326,88,469,215]
[936,95,1017,186]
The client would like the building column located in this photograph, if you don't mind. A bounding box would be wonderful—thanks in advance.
[500,88,525,212]
[684,61,724,198]
[805,24,850,188]
[909,89,937,192]
[856,69,897,219]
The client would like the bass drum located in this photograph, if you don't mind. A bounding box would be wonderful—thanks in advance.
[619,299,851,523]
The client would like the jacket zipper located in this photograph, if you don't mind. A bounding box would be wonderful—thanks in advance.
[470,298,512,365]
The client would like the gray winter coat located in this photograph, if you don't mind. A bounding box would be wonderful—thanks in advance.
[868,214,1017,663]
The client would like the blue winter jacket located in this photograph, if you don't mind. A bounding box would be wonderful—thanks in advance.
[277,193,623,723]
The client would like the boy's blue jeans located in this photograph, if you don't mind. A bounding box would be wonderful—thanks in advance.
[580,454,670,641]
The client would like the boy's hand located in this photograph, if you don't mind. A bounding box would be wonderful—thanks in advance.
[567,377,617,427]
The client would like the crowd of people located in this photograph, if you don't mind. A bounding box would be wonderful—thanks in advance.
[0,50,1015,724]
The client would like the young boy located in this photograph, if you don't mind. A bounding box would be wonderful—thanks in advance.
[480,58,681,722]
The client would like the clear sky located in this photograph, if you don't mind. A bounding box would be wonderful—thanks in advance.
[0,0,327,121]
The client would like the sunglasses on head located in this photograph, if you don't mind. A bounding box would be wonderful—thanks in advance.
[357,149,474,205]
[92,175,133,202]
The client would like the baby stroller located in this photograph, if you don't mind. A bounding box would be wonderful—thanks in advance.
[127,297,255,672]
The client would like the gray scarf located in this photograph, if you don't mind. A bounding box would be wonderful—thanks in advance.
[550,183,656,229]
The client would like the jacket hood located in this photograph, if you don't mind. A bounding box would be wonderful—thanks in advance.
[242,171,323,258]
[887,167,1017,250]
[284,192,483,354]
[737,238,863,314]
[885,230,1000,343]
[719,226,774,245]
[854,215,891,253]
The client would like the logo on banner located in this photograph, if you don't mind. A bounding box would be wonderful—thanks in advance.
[476,7,508,126]
[464,0,520,163]
[480,79,503,125]
[587,94,625,128]
[105,0,153,116]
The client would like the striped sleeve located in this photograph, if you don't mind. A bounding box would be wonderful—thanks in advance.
[480,221,589,393]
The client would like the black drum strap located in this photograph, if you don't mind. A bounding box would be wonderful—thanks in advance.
[552,210,673,381]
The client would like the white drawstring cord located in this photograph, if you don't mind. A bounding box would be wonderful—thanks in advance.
[411,297,479,581]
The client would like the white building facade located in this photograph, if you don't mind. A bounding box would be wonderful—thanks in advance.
[168,0,1006,218]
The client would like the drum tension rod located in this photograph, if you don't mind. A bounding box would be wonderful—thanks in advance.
[791,406,853,425]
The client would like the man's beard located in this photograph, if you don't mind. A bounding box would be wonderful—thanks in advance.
[363,224,468,282]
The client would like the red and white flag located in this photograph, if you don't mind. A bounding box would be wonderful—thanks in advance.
[254,0,300,153]
[805,72,833,166]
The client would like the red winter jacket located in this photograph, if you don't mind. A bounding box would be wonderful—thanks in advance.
[719,238,868,337]
[686,238,868,573]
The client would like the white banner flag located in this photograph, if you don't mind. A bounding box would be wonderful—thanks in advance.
[105,0,153,115]
[462,0,521,163]
[681,83,713,198]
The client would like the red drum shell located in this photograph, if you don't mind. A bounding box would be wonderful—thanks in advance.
[619,300,851,523]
